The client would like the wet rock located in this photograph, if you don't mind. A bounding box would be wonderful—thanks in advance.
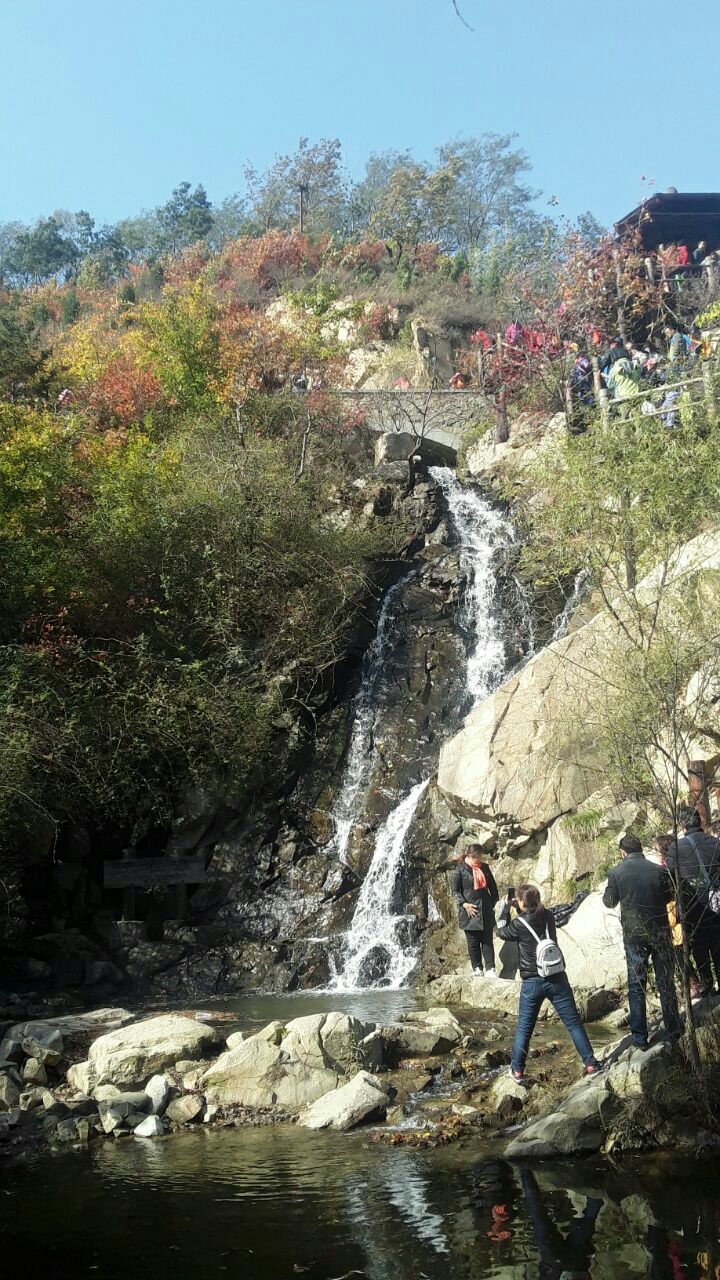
[41,1090,69,1117]
[22,1057,47,1085]
[144,1073,172,1115]
[74,1118,92,1143]
[300,1071,390,1131]
[71,1014,224,1089]
[0,1075,20,1110]
[100,1108,127,1135]
[165,1094,205,1124]
[65,1096,99,1117]
[19,1087,45,1111]
[134,1114,164,1138]
[21,1034,63,1067]
[475,1048,511,1070]
[356,946,392,987]
[452,1103,478,1116]
[379,1008,464,1059]
[490,1073,528,1117]
[505,1106,605,1159]
[203,1104,219,1124]
[92,1084,122,1102]
[55,1118,79,1144]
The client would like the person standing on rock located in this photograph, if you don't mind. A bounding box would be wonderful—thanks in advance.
[603,834,681,1049]
[451,845,499,978]
[497,884,602,1080]
[666,807,720,999]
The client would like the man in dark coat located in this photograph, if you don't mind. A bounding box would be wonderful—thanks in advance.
[603,833,681,1049]
[450,844,499,977]
[666,806,720,997]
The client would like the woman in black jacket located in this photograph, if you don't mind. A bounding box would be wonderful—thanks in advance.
[450,845,499,977]
[497,884,601,1081]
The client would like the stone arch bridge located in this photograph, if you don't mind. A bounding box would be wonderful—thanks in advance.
[336,389,491,462]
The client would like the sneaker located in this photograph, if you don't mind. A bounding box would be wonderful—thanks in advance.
[471,968,483,977]
[509,1068,524,1082]
[584,1060,604,1076]
[484,968,497,979]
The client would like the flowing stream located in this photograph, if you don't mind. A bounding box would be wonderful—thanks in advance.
[332,467,520,990]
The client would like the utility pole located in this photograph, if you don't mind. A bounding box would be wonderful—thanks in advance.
[298,183,309,234]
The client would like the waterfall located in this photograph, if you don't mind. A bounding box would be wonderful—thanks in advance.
[429,466,514,702]
[552,568,590,642]
[332,779,429,991]
[332,467,524,991]
[330,573,413,866]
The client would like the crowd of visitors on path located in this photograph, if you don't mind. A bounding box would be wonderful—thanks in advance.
[450,803,720,1080]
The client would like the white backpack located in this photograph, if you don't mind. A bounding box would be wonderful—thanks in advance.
[518,916,565,977]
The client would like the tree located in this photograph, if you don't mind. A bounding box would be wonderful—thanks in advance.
[245,137,348,236]
[0,297,52,401]
[155,182,214,255]
[0,222,24,286]
[435,134,538,253]
[367,157,459,263]
[8,216,79,284]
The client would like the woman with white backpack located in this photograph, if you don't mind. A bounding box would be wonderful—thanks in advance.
[497,884,602,1081]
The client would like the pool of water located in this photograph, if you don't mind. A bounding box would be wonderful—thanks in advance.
[2,1128,718,1280]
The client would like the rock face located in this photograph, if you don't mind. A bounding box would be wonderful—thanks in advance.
[300,1071,390,1131]
[67,1015,223,1090]
[437,622,608,836]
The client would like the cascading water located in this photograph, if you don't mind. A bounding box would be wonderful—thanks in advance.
[331,466,524,991]
[330,573,414,866]
[332,779,429,990]
[429,466,516,701]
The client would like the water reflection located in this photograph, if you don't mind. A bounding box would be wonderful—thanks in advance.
[2,1127,719,1280]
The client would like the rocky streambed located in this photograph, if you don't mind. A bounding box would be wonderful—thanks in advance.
[3,987,720,1163]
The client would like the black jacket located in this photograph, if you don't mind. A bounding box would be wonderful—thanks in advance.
[666,831,720,912]
[450,861,498,934]
[602,852,673,943]
[497,906,558,979]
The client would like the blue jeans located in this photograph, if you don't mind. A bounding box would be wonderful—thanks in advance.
[511,973,595,1074]
[624,939,681,1047]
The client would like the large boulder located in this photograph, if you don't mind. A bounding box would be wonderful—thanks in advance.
[437,622,608,835]
[281,1012,376,1075]
[374,432,415,465]
[560,891,627,990]
[438,528,720,840]
[300,1071,390,1131]
[379,1007,464,1058]
[201,1034,338,1110]
[67,1015,223,1090]
[505,1106,606,1159]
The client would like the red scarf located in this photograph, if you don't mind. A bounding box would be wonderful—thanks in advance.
[468,862,487,891]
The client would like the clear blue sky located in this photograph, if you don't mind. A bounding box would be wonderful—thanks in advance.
[3,0,719,230]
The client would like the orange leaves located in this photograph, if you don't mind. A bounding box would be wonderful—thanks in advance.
[86,356,163,428]
[216,230,326,292]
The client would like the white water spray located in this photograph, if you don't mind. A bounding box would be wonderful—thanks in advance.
[330,574,412,865]
[333,468,523,990]
[429,466,514,702]
[333,779,429,990]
